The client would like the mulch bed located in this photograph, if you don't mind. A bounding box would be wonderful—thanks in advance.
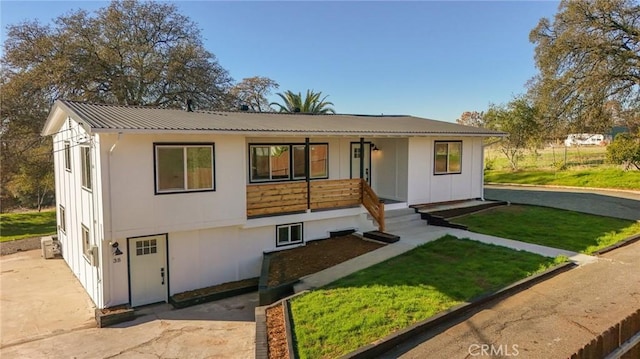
[264,235,386,357]
[267,234,385,287]
[267,304,289,359]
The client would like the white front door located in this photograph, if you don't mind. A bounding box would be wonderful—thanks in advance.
[128,235,167,307]
[351,142,372,184]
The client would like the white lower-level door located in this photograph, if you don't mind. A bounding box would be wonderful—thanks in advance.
[128,235,168,307]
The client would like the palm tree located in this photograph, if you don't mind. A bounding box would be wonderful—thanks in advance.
[270,90,335,114]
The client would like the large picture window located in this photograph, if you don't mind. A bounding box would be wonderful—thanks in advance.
[249,143,328,182]
[155,144,215,193]
[81,146,92,190]
[434,141,462,175]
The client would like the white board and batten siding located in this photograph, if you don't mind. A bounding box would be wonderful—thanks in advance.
[407,137,483,205]
[53,117,106,308]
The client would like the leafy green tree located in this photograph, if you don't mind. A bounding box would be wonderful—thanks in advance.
[484,96,541,171]
[2,0,233,109]
[230,76,279,112]
[270,90,335,114]
[607,133,640,170]
[529,0,640,133]
[5,142,55,211]
[0,0,234,210]
[456,111,485,128]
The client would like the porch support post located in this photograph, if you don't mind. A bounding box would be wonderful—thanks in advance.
[359,137,365,179]
[305,137,311,211]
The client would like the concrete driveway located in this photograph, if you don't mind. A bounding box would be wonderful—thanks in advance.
[0,250,257,359]
[485,185,640,220]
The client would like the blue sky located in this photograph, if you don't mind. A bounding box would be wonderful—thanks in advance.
[1,1,560,122]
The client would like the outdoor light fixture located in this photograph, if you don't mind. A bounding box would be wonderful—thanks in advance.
[372,144,380,152]
[112,241,123,256]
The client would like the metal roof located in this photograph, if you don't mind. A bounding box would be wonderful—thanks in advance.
[43,100,506,137]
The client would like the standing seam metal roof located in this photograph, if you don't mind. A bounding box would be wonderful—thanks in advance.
[46,100,506,136]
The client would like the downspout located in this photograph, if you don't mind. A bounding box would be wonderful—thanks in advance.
[305,137,310,213]
[104,133,122,307]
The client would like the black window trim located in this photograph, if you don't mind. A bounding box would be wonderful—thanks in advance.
[59,204,66,234]
[64,141,72,172]
[81,223,91,262]
[434,140,463,175]
[153,142,217,195]
[275,222,304,247]
[80,145,92,192]
[248,142,329,184]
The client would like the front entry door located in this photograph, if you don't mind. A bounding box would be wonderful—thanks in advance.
[128,235,167,307]
[350,142,372,184]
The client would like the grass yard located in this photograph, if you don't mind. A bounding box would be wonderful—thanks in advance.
[485,145,607,171]
[485,168,640,190]
[0,210,57,242]
[289,235,561,359]
[455,205,640,254]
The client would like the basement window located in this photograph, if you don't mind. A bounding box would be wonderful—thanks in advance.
[276,223,303,247]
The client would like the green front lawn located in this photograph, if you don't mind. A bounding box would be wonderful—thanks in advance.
[0,210,57,242]
[455,205,640,254]
[290,236,561,359]
[485,168,640,190]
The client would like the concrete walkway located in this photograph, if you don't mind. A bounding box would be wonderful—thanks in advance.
[294,214,596,293]
[485,184,640,221]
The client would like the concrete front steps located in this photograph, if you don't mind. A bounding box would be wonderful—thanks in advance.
[363,200,507,243]
[413,199,507,229]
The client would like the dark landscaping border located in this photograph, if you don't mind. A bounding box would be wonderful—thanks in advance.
[259,252,300,306]
[169,278,259,309]
[338,261,576,359]
[593,233,640,256]
[95,305,135,328]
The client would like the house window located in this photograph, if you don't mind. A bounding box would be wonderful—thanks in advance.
[276,223,303,246]
[434,141,462,175]
[249,143,328,182]
[59,205,66,233]
[81,224,91,260]
[81,146,92,190]
[136,239,157,256]
[64,141,71,172]
[155,144,215,193]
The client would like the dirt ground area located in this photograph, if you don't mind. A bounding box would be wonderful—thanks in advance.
[267,304,289,359]
[267,235,385,287]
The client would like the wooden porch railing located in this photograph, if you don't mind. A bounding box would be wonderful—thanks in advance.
[361,179,385,232]
[246,178,386,231]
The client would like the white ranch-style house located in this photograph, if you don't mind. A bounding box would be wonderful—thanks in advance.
[42,100,504,309]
